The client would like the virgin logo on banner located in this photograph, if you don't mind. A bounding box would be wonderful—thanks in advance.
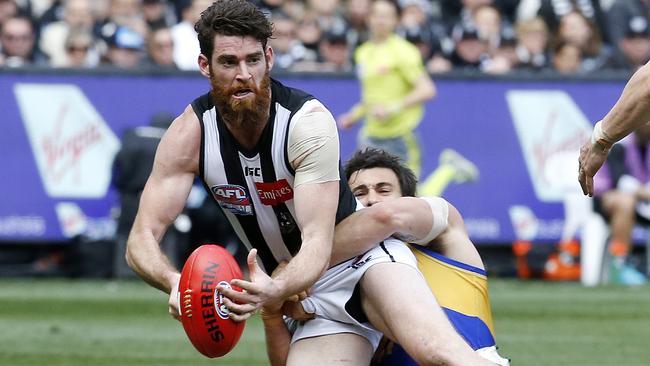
[506,90,591,202]
[13,84,120,198]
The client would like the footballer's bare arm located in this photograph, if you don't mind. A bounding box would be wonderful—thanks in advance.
[126,105,200,304]
[579,61,650,196]
[429,202,485,270]
[331,197,438,264]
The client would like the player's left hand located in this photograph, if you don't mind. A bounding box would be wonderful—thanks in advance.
[167,272,181,321]
[281,292,315,321]
[265,260,314,321]
[370,105,392,120]
[370,103,401,121]
[219,249,284,322]
[578,139,608,196]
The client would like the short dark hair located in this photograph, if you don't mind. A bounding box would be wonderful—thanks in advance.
[372,0,402,17]
[194,0,273,61]
[344,148,417,197]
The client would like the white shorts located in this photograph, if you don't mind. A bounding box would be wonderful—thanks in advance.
[289,238,419,350]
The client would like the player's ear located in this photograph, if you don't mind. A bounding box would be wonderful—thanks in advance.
[265,46,274,71]
[198,54,211,77]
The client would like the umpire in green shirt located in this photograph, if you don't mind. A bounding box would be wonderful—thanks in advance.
[338,0,436,178]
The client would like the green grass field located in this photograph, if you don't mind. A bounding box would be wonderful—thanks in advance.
[1,279,650,366]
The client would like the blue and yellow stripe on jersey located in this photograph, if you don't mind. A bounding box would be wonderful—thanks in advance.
[373,245,496,366]
[411,245,495,349]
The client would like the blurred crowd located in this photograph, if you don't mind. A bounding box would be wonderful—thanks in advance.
[1,0,649,74]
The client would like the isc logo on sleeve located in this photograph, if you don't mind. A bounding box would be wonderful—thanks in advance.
[210,184,253,216]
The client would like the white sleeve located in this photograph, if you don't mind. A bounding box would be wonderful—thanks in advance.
[411,197,449,245]
[287,103,340,187]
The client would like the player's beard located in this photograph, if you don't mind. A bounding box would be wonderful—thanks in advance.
[210,67,272,132]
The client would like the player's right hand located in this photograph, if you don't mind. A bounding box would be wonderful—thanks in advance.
[168,272,181,321]
[281,293,315,321]
[224,249,284,322]
[269,261,315,321]
[578,139,608,196]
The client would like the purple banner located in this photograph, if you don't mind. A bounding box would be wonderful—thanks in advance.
[0,72,627,243]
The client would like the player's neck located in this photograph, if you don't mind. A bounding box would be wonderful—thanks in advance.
[370,33,391,44]
[224,116,268,150]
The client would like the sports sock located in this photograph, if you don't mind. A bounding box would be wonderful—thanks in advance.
[419,165,455,197]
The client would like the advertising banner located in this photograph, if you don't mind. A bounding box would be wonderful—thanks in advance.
[0,72,628,243]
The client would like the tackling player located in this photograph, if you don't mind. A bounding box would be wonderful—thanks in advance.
[261,148,509,366]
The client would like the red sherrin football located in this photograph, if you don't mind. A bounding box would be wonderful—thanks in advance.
[179,244,246,358]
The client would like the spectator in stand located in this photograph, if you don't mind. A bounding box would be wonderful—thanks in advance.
[449,22,488,69]
[287,22,352,72]
[268,12,315,71]
[398,0,452,69]
[425,38,454,74]
[516,0,608,42]
[317,24,353,72]
[513,17,550,70]
[449,11,512,75]
[470,4,518,74]
[40,0,95,67]
[613,15,650,71]
[61,29,99,68]
[606,0,650,49]
[142,0,176,30]
[294,10,323,57]
[398,0,433,28]
[104,0,147,37]
[473,4,503,53]
[0,15,43,67]
[344,0,370,48]
[307,0,346,34]
[441,0,521,38]
[391,2,454,74]
[484,25,518,74]
[144,26,176,68]
[280,0,307,21]
[440,0,493,30]
[170,0,211,70]
[551,39,583,73]
[443,0,519,24]
[555,10,613,72]
[100,24,144,68]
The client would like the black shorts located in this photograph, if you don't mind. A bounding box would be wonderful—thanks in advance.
[593,196,650,226]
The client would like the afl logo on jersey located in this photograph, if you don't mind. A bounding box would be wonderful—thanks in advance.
[210,184,253,216]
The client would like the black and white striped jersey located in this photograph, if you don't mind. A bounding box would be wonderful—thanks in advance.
[192,79,357,272]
